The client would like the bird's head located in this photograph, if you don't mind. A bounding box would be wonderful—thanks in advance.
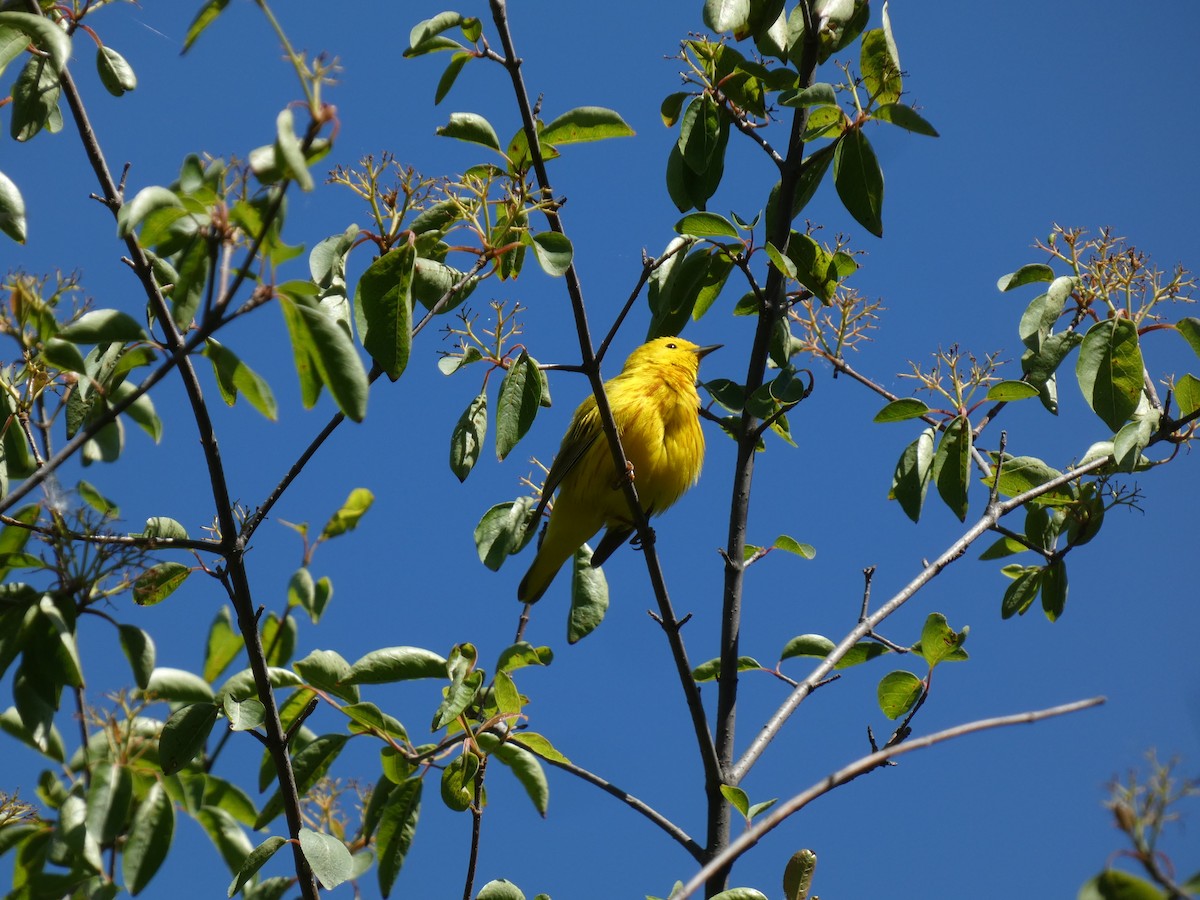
[623,336,721,377]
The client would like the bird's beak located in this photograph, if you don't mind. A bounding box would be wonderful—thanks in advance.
[696,344,722,359]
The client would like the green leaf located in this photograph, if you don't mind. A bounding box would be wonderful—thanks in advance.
[860,28,901,105]
[888,427,935,523]
[407,11,476,53]
[355,244,414,380]
[767,143,835,225]
[833,128,884,237]
[117,186,184,239]
[182,0,230,52]
[158,702,219,775]
[1175,317,1200,359]
[278,285,370,422]
[567,543,609,644]
[436,112,502,154]
[248,138,332,187]
[255,735,350,829]
[692,655,762,682]
[476,882,527,900]
[704,0,751,33]
[203,339,279,420]
[204,607,242,684]
[877,670,923,719]
[0,12,70,73]
[720,783,750,818]
[985,380,1039,401]
[996,263,1055,292]
[1041,558,1068,622]
[778,82,837,107]
[431,734,472,795]
[291,652,355,710]
[931,416,971,521]
[377,779,422,897]
[124,781,174,895]
[96,45,136,96]
[1076,318,1144,431]
[985,455,1072,504]
[778,634,888,669]
[783,849,818,900]
[321,487,374,539]
[496,351,544,461]
[216,666,303,703]
[133,561,191,606]
[873,397,928,422]
[273,108,314,191]
[434,52,470,104]
[675,212,739,238]
[529,231,573,277]
[771,535,815,559]
[345,647,447,684]
[195,805,254,875]
[764,241,796,279]
[1175,372,1200,416]
[1078,869,1165,900]
[298,828,353,891]
[10,55,61,142]
[146,666,215,703]
[490,738,549,816]
[474,498,536,571]
[678,95,723,175]
[227,835,286,898]
[1000,566,1043,618]
[0,169,27,243]
[509,732,570,765]
[539,106,635,145]
[450,390,488,482]
[873,102,938,136]
[914,613,968,667]
[222,695,265,732]
[979,536,1029,560]
[85,761,133,845]
[59,309,148,344]
[412,257,478,312]
[118,625,156,689]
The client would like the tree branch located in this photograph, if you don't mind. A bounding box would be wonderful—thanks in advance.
[35,7,320,891]
[731,454,1114,782]
[677,696,1105,899]
[534,750,704,861]
[486,0,721,796]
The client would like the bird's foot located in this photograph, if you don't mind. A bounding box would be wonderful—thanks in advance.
[611,460,635,491]
[630,526,656,552]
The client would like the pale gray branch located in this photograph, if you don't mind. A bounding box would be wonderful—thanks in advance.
[678,696,1105,898]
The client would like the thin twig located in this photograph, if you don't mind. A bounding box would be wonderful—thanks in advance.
[0,514,223,554]
[676,697,1105,899]
[530,747,704,861]
[731,454,1113,782]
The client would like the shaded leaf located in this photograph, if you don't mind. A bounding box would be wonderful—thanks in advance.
[833,128,884,236]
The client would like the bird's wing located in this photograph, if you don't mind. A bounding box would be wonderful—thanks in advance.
[529,399,602,523]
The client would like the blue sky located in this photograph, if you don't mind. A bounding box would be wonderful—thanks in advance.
[3,2,1199,898]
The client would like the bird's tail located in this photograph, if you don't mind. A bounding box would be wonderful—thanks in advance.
[517,543,573,604]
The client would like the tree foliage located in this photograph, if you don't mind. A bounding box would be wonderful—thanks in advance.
[0,1,1195,899]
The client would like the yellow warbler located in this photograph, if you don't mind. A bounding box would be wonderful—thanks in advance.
[517,336,720,603]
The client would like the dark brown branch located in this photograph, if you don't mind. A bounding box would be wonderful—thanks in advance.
[530,747,704,861]
[33,6,320,891]
[486,0,721,797]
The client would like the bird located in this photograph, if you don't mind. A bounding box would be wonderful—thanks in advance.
[517,336,720,603]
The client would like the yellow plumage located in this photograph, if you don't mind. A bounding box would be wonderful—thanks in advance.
[517,336,720,603]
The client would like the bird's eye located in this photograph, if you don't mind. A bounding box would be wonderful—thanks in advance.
[666,342,677,349]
